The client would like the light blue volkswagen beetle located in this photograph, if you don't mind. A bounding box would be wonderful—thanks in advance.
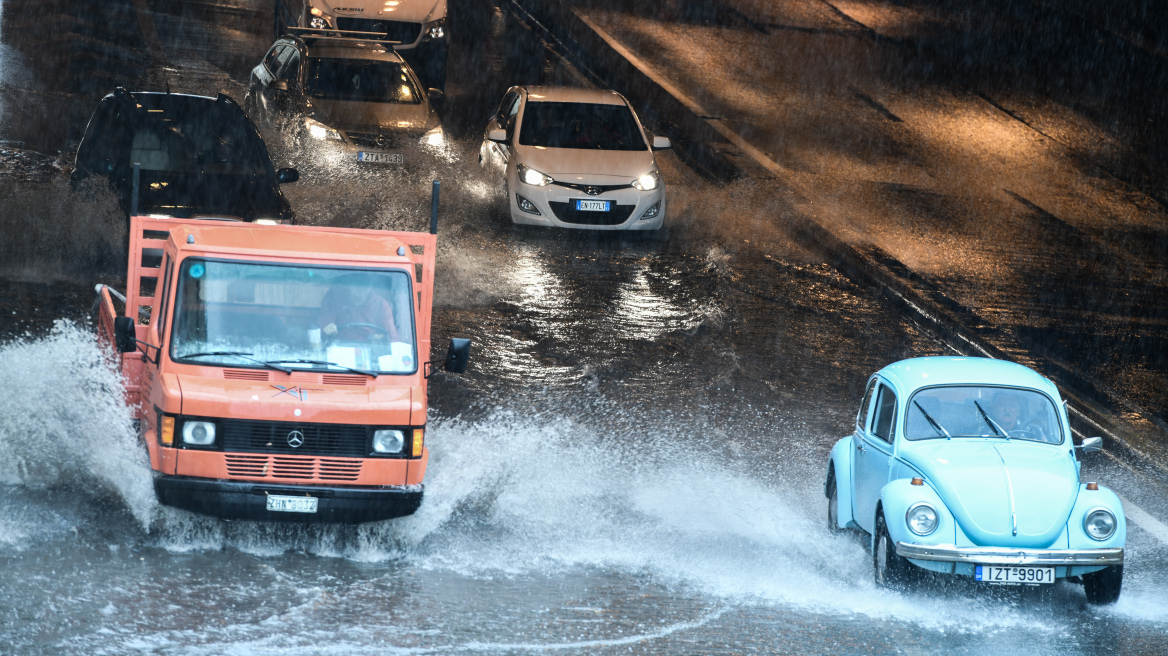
[825,356,1125,603]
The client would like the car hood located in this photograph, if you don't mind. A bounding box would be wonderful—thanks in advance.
[515,145,656,182]
[321,0,444,25]
[310,98,435,134]
[903,440,1079,548]
[176,374,415,425]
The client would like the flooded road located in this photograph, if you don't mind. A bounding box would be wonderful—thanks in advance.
[2,0,1168,654]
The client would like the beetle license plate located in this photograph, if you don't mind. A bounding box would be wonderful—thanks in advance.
[975,565,1054,585]
[266,495,318,514]
[356,151,404,164]
[575,199,611,212]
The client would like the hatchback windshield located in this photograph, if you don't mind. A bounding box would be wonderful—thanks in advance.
[518,101,646,150]
[170,259,417,374]
[905,386,1062,443]
[130,105,269,175]
[307,59,421,103]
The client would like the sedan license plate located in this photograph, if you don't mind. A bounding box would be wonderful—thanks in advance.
[975,565,1054,585]
[266,495,318,514]
[356,151,404,164]
[575,199,611,212]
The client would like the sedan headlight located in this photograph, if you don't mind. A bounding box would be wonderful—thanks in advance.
[182,421,216,446]
[631,170,660,191]
[1084,508,1117,540]
[373,429,405,454]
[305,118,343,141]
[420,126,445,147]
[517,163,553,186]
[906,502,939,536]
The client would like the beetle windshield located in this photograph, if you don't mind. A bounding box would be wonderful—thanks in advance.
[905,386,1063,444]
[518,101,647,151]
[170,259,417,374]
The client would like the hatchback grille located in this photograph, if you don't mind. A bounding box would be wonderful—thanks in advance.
[335,18,421,44]
[549,202,637,226]
[225,454,361,481]
[220,419,367,457]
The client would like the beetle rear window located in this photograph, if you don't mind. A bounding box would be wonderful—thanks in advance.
[905,386,1063,444]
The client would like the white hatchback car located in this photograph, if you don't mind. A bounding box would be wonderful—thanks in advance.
[480,86,670,231]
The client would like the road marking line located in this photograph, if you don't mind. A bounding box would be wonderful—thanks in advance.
[1119,496,1168,546]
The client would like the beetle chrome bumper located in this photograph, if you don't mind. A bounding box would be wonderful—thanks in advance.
[896,542,1124,566]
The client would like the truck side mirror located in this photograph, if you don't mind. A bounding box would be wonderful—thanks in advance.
[1077,436,1103,453]
[488,128,507,143]
[114,316,138,353]
[277,167,299,184]
[444,338,470,374]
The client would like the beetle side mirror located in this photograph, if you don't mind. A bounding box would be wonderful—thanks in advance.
[488,128,507,143]
[652,135,672,150]
[276,167,299,184]
[270,79,289,92]
[1077,436,1103,453]
[114,316,138,353]
[444,338,470,374]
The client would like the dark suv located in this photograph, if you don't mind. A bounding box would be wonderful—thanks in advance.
[72,88,299,223]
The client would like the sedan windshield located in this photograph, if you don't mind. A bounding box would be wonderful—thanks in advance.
[307,59,422,104]
[905,386,1063,443]
[518,101,647,150]
[170,259,417,374]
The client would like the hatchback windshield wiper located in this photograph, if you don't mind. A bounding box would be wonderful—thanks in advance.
[265,358,379,378]
[973,400,1010,440]
[178,351,292,374]
[914,401,951,438]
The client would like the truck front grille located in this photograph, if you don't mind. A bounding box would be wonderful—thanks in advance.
[225,454,362,481]
[220,419,367,457]
[335,18,421,44]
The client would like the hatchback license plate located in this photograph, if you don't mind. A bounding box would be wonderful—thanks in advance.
[975,565,1054,585]
[357,151,404,164]
[575,199,611,212]
[266,495,318,514]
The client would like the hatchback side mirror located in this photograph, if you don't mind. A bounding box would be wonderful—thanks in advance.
[488,128,507,143]
[444,338,471,374]
[270,79,289,92]
[114,316,138,353]
[1077,436,1103,453]
[652,135,672,150]
[277,167,299,184]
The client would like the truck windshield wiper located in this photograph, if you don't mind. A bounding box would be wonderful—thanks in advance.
[266,358,379,378]
[973,400,1010,440]
[914,401,951,439]
[178,351,293,374]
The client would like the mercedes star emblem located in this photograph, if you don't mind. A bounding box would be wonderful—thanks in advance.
[287,430,305,448]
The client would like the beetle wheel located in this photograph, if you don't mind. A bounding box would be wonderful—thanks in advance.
[1083,565,1123,605]
[826,476,842,534]
[873,513,914,589]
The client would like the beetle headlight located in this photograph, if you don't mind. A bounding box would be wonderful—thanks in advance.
[517,163,553,186]
[182,421,216,446]
[1084,508,1117,540]
[373,429,405,454]
[305,118,343,141]
[631,170,660,191]
[906,502,938,536]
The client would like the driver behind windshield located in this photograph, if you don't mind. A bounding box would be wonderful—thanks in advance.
[318,277,400,342]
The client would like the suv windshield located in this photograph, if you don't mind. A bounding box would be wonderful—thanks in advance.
[518,101,646,150]
[130,105,269,176]
[170,259,417,374]
[905,386,1063,444]
[307,59,422,103]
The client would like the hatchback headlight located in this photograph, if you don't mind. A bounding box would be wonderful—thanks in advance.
[1084,508,1117,540]
[420,126,445,147]
[182,421,216,446]
[631,170,660,191]
[906,502,939,536]
[305,118,343,141]
[373,429,405,454]
[517,164,553,187]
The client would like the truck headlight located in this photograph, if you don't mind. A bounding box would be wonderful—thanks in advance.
[906,502,938,536]
[1084,508,1117,540]
[420,126,445,147]
[425,19,446,40]
[517,164,552,186]
[373,429,405,454]
[631,170,660,191]
[182,421,216,446]
[305,118,343,141]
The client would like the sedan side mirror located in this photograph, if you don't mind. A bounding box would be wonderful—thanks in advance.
[652,135,672,150]
[488,128,508,143]
[270,79,289,92]
[114,316,138,353]
[1077,436,1103,453]
[444,338,471,374]
[276,167,299,184]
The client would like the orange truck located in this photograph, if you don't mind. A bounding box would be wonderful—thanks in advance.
[94,197,468,523]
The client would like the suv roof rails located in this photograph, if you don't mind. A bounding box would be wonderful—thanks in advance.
[286,26,399,46]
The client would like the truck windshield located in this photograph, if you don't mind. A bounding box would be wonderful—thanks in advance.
[170,259,417,374]
[904,386,1063,444]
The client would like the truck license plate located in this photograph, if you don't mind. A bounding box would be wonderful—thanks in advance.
[575,199,611,212]
[975,565,1054,585]
[266,495,318,514]
[357,151,404,164]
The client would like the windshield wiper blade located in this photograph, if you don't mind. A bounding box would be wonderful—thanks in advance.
[178,351,293,373]
[914,401,951,439]
[973,400,1010,439]
[266,358,379,378]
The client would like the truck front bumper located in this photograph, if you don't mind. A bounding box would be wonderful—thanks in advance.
[896,542,1124,566]
[154,475,423,524]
